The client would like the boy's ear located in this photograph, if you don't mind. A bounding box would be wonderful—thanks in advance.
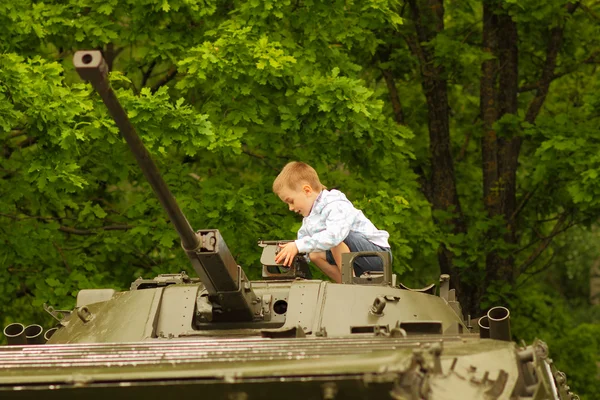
[302,184,313,195]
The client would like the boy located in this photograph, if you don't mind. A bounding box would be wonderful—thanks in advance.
[273,161,391,283]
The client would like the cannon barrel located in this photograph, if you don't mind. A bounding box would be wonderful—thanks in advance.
[73,51,199,251]
[73,51,260,322]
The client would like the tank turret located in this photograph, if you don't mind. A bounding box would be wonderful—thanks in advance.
[73,50,263,322]
[0,51,578,400]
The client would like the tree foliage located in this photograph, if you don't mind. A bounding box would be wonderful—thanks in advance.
[1,0,599,396]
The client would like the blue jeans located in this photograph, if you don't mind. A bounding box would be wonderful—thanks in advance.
[325,231,392,276]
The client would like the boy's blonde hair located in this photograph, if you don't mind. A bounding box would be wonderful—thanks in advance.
[273,161,325,194]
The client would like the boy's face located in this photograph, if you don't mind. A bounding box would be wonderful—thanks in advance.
[278,184,318,217]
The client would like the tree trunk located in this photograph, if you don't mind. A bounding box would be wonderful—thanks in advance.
[481,2,520,298]
[481,2,578,302]
[405,0,476,315]
[393,0,577,317]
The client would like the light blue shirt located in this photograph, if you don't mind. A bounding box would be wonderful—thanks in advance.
[295,189,390,253]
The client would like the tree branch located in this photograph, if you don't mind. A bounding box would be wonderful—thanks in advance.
[456,116,480,162]
[59,224,133,236]
[519,50,600,93]
[414,165,433,206]
[376,42,405,125]
[0,212,133,235]
[102,43,124,71]
[455,130,471,162]
[514,215,581,256]
[510,186,537,222]
[403,33,427,71]
[141,59,158,88]
[580,2,600,21]
[151,66,178,93]
[3,136,38,159]
[242,148,265,160]
[516,252,557,288]
[241,146,281,172]
[525,2,580,123]
[52,242,72,273]
[18,136,37,148]
[381,68,405,125]
[6,129,26,139]
[517,213,570,273]
[0,212,73,222]
[524,252,556,276]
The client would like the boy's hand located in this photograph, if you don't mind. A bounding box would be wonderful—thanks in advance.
[275,242,299,267]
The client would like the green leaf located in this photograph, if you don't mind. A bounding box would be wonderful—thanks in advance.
[45,278,60,287]
[92,205,107,219]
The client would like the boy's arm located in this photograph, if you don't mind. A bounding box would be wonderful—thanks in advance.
[295,202,353,253]
[297,223,309,240]
[274,220,308,266]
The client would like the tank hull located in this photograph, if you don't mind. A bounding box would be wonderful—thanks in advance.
[0,335,529,399]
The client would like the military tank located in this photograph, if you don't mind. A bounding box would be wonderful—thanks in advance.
[0,51,578,400]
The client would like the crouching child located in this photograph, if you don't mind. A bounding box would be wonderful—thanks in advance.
[273,161,391,283]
